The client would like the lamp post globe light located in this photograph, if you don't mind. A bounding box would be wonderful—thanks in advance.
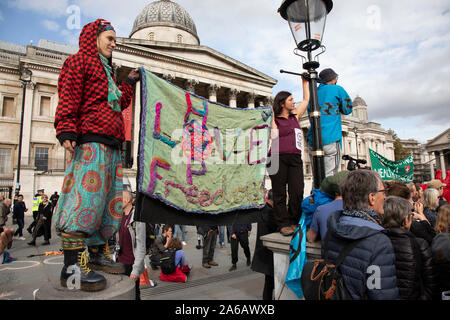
[278,0,333,189]
[15,66,32,200]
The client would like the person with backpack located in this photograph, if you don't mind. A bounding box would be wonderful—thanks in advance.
[383,196,438,300]
[160,238,191,283]
[117,189,157,300]
[150,224,173,268]
[320,170,399,299]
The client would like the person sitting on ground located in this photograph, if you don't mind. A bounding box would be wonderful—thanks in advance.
[227,223,252,272]
[422,188,440,228]
[324,169,399,299]
[0,226,15,264]
[383,196,437,300]
[431,204,450,300]
[28,194,53,246]
[307,170,350,243]
[150,224,173,269]
[160,237,192,283]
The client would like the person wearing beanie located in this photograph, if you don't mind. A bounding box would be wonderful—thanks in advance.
[307,170,350,242]
[306,68,353,177]
[53,19,141,292]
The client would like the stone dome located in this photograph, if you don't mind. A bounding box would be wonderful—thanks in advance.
[130,0,199,43]
[353,95,367,106]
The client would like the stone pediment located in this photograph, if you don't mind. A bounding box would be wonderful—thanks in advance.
[425,127,450,151]
[116,37,277,86]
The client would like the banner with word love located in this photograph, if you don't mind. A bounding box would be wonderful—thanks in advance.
[137,68,272,214]
[369,148,414,183]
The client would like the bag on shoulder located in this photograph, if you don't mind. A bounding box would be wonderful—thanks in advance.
[301,233,364,300]
[160,249,177,275]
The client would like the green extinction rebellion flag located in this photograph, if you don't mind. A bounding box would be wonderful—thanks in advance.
[369,148,413,182]
[137,68,272,214]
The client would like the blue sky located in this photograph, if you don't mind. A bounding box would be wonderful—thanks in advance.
[1,0,449,144]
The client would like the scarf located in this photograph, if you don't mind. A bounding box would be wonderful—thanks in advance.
[341,208,384,226]
[99,53,122,112]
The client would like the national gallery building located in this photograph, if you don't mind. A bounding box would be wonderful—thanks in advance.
[0,0,398,205]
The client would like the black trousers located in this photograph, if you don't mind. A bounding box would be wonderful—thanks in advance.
[14,218,24,237]
[202,230,217,264]
[269,154,304,229]
[263,274,274,300]
[230,231,251,265]
[124,264,141,300]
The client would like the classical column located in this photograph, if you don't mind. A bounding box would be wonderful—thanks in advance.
[207,84,220,102]
[132,81,141,171]
[184,79,199,94]
[20,82,35,166]
[245,92,255,108]
[440,150,447,177]
[429,152,435,179]
[227,88,240,108]
[263,96,274,107]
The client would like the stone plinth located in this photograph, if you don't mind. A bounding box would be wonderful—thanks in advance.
[261,232,322,300]
[35,272,135,300]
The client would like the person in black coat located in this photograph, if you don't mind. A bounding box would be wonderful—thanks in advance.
[251,190,277,300]
[383,196,438,300]
[13,194,27,239]
[27,194,53,246]
[227,223,252,272]
[431,204,450,300]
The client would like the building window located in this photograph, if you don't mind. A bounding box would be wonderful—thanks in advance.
[0,148,12,174]
[149,32,155,41]
[34,147,49,171]
[40,96,51,117]
[177,34,183,43]
[2,97,15,118]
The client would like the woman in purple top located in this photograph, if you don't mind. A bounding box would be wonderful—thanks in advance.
[269,77,309,236]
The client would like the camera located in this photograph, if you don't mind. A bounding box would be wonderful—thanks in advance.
[342,154,371,171]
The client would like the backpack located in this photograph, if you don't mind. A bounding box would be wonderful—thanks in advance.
[160,249,177,275]
[301,232,364,300]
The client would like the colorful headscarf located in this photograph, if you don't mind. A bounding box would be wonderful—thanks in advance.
[98,20,115,34]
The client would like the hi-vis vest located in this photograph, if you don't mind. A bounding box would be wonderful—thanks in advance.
[32,196,42,211]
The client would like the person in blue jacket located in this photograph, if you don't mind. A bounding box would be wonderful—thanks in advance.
[324,169,399,300]
[307,68,353,177]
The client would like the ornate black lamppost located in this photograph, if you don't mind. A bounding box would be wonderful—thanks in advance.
[15,66,32,200]
[278,0,333,188]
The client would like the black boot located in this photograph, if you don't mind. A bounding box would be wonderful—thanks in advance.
[27,240,36,246]
[87,244,125,274]
[60,248,106,292]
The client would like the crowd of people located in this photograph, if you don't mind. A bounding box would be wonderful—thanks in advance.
[1,17,448,302]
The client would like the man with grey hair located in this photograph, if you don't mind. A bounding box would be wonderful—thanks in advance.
[323,169,399,299]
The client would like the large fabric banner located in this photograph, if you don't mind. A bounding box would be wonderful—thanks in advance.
[369,148,414,182]
[137,68,272,214]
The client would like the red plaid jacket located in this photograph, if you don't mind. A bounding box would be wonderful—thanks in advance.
[54,19,134,148]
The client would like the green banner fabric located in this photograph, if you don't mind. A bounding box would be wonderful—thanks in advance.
[137,68,272,214]
[369,148,413,182]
